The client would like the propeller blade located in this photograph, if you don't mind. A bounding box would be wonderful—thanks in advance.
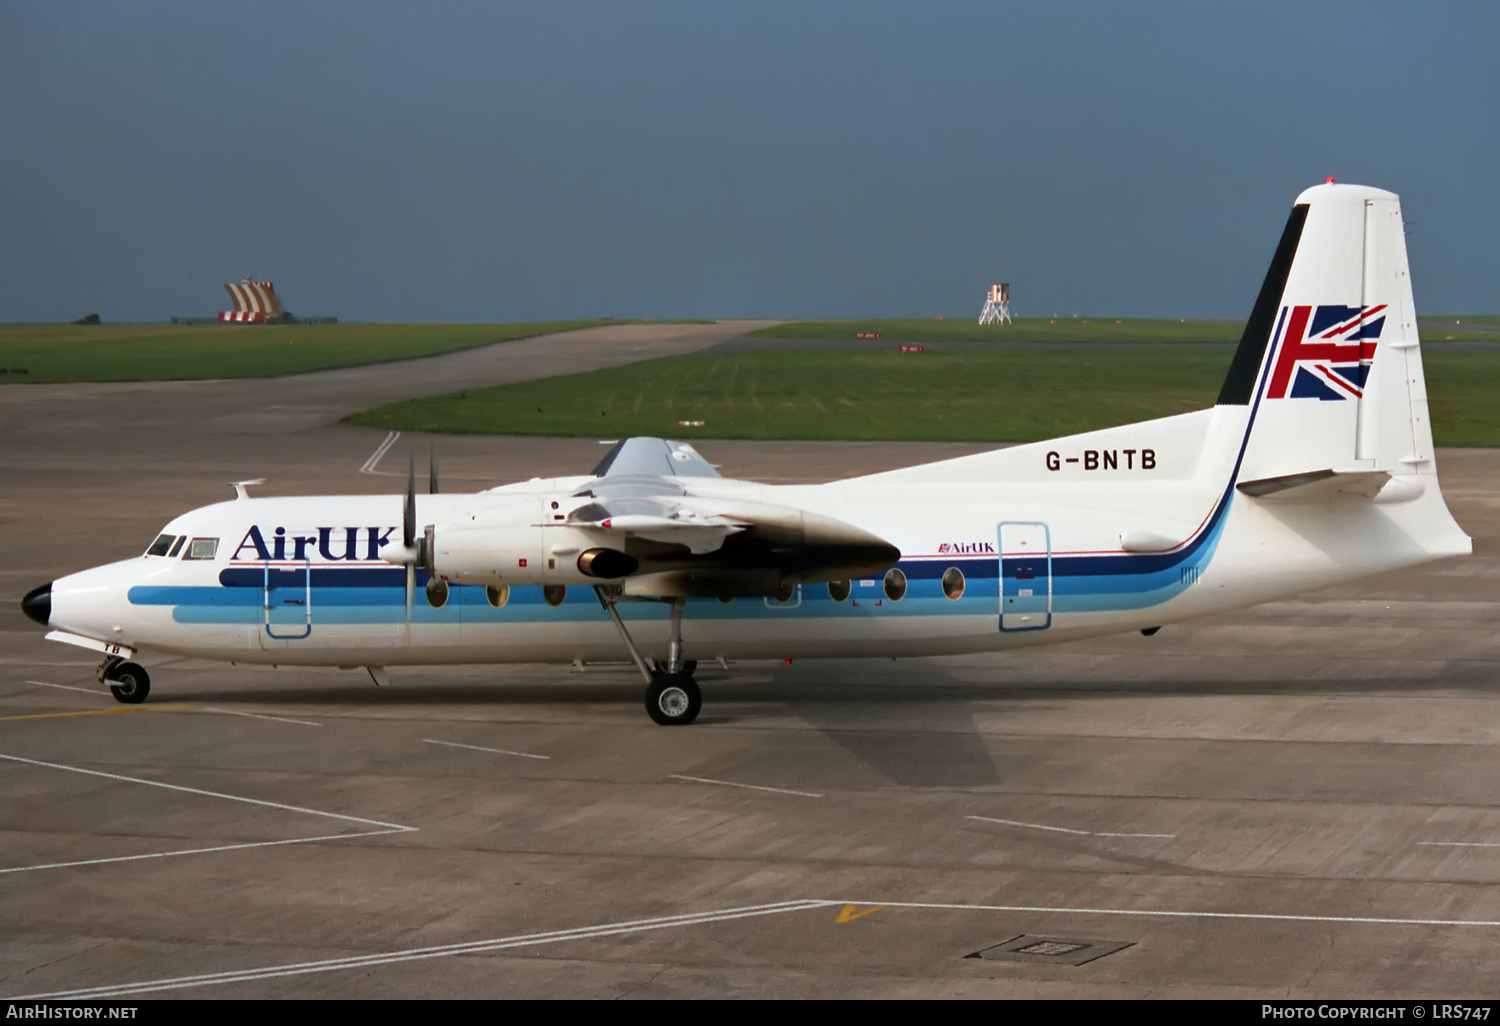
[401,455,420,624]
[403,456,416,550]
[429,447,439,495]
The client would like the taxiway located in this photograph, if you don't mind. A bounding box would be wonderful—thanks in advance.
[3,321,1499,997]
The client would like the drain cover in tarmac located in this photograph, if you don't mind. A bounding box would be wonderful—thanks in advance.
[968,934,1134,966]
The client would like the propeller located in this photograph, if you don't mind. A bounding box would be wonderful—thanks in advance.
[404,456,418,550]
[429,446,439,495]
[394,453,444,621]
[402,456,430,621]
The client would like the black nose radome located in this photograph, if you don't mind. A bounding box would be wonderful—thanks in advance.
[21,583,51,626]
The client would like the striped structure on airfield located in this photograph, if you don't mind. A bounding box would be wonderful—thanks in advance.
[978,282,1012,325]
[218,279,287,323]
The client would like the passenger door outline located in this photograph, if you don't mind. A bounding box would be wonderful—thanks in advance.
[263,561,312,640]
[998,522,1052,632]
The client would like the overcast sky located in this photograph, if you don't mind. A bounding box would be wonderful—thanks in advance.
[2,1,1495,322]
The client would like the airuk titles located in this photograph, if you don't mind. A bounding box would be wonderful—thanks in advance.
[1046,448,1157,472]
[937,542,997,554]
[232,525,396,562]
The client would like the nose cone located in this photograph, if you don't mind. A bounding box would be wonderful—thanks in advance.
[21,583,51,626]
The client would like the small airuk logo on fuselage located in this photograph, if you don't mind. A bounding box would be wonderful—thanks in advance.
[938,542,997,555]
[1267,304,1387,401]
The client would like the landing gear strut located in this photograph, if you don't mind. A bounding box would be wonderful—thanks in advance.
[99,658,151,705]
[596,588,701,726]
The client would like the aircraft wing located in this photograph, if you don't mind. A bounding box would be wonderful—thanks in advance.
[429,436,900,598]
[569,506,749,555]
[565,475,899,594]
[593,437,721,479]
[583,435,895,569]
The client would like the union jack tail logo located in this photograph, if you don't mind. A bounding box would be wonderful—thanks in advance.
[1266,304,1387,401]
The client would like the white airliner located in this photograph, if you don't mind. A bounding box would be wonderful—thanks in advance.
[20,183,1470,724]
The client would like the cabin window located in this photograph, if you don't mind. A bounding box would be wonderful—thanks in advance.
[828,579,851,602]
[168,536,187,558]
[183,537,219,560]
[425,577,449,608]
[883,568,907,602]
[942,567,965,600]
[486,584,509,608]
[146,534,176,557]
[543,584,567,607]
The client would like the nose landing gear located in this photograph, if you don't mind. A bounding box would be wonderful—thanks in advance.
[596,588,702,725]
[98,658,151,704]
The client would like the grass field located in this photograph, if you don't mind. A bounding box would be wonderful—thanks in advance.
[0,321,612,383]
[348,344,1500,448]
[1422,315,1500,341]
[751,317,1243,344]
[752,316,1500,345]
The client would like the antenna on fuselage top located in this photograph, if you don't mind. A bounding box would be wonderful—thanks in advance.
[230,479,265,500]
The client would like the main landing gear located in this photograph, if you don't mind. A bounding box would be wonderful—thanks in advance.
[596,588,701,726]
[99,658,151,705]
[645,672,701,727]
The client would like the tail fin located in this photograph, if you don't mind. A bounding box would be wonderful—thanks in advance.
[1226,183,1435,487]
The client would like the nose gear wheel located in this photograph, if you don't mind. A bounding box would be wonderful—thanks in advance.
[104,662,151,705]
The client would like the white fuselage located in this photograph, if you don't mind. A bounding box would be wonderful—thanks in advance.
[44,409,1470,672]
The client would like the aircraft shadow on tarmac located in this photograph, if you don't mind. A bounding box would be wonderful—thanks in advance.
[154,656,1500,793]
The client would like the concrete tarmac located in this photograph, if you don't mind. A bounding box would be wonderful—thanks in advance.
[3,321,1500,998]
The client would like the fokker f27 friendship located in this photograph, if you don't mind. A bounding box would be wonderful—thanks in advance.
[20,183,1470,724]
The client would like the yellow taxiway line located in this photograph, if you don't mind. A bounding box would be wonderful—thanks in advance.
[0,704,193,723]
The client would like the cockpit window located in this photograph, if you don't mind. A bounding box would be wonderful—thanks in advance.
[146,534,176,557]
[167,536,187,558]
[183,537,220,561]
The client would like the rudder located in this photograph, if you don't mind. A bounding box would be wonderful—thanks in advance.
[1225,183,1436,486]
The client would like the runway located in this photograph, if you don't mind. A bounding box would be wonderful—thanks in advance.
[4,320,1500,997]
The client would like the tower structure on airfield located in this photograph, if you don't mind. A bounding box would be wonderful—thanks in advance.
[218,278,288,323]
[979,282,1012,325]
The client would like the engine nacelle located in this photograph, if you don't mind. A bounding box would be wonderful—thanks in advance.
[426,497,638,585]
[436,523,548,583]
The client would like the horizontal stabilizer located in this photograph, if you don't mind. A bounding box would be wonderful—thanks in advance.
[1236,468,1391,501]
